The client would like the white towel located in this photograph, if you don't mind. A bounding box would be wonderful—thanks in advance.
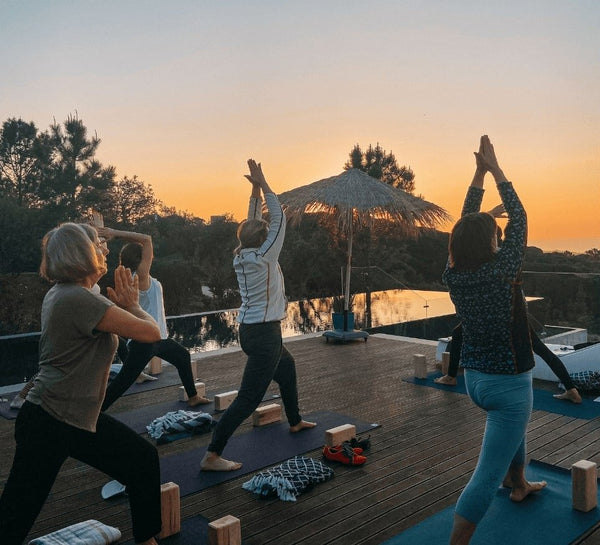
[28,519,121,545]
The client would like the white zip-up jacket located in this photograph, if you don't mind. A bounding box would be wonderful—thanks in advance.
[234,192,287,324]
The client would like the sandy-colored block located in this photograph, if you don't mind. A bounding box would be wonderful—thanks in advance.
[215,390,238,411]
[159,482,181,538]
[209,515,242,545]
[325,423,356,447]
[413,353,427,379]
[252,403,281,426]
[190,360,199,381]
[149,356,162,375]
[179,382,206,401]
[441,352,450,375]
[572,460,598,512]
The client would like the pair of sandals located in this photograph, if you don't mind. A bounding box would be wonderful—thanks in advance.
[323,435,371,466]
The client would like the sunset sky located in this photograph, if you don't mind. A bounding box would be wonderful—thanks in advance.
[2,1,599,252]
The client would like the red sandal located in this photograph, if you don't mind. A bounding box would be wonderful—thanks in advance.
[323,444,367,466]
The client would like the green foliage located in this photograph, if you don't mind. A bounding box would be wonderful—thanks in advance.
[106,175,159,226]
[344,143,415,193]
[0,118,41,206]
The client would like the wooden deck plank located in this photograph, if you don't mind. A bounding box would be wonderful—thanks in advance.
[2,335,600,544]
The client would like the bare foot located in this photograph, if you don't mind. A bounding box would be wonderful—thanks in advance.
[553,388,582,404]
[502,476,513,488]
[136,372,158,384]
[187,394,211,407]
[290,420,317,433]
[201,451,242,471]
[510,480,547,502]
[434,375,457,385]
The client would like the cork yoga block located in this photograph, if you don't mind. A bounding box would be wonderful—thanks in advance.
[158,482,180,538]
[209,515,242,545]
[325,423,356,447]
[252,403,282,426]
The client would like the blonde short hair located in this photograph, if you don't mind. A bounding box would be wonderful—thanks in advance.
[40,223,106,283]
[235,219,269,254]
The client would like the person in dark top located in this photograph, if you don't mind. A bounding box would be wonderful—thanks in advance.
[443,136,546,545]
[436,220,581,404]
[436,322,582,403]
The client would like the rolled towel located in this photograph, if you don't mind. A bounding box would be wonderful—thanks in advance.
[28,519,121,545]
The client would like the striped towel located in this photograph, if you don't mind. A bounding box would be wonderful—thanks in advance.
[28,520,121,545]
[242,456,334,502]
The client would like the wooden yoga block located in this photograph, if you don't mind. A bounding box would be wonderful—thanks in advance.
[208,515,242,545]
[215,390,238,411]
[190,359,199,381]
[572,460,598,512]
[252,403,281,426]
[441,352,450,375]
[159,482,181,538]
[413,353,427,379]
[325,423,356,447]
[179,382,206,401]
[149,356,162,375]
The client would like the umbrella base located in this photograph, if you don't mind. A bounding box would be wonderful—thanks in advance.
[323,330,369,343]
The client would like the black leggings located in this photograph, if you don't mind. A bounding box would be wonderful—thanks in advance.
[208,321,302,455]
[102,338,197,410]
[0,402,161,544]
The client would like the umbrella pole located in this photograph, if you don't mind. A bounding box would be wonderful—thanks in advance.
[344,211,353,331]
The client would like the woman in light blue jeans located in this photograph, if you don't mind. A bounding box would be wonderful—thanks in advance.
[443,137,546,544]
[456,370,533,523]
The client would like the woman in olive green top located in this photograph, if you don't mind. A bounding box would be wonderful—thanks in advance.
[0,223,162,545]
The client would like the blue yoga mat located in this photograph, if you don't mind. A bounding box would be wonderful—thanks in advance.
[122,514,247,545]
[159,409,380,497]
[382,460,600,545]
[112,392,280,434]
[403,372,600,420]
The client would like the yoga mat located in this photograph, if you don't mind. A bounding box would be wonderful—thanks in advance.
[403,372,600,420]
[382,460,600,545]
[120,366,182,396]
[0,367,200,421]
[112,392,280,434]
[160,409,380,497]
[122,514,247,545]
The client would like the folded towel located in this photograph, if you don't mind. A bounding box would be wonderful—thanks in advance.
[242,456,334,501]
[28,519,121,545]
[147,410,215,444]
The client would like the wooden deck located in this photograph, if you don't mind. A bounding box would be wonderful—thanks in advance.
[3,334,600,544]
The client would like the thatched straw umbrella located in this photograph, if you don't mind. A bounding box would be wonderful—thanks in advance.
[278,168,451,331]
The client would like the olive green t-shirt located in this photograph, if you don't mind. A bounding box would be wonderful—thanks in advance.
[27,283,117,432]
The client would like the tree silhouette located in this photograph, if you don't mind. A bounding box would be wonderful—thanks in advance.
[344,143,415,193]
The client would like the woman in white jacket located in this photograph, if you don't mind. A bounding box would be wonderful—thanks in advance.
[201,159,315,471]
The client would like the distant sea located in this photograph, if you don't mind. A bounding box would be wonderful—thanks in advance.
[529,237,600,254]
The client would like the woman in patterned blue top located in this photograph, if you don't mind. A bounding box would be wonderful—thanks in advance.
[444,136,546,545]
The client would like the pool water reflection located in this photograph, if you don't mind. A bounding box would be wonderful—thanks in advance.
[169,289,456,353]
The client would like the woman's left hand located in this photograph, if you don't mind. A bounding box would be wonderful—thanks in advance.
[106,266,139,310]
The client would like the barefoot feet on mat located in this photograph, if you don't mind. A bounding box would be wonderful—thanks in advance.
[201,452,242,472]
[510,480,547,502]
[187,394,211,407]
[289,420,317,433]
[553,388,582,404]
[434,375,457,385]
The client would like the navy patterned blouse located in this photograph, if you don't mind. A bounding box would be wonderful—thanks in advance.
[442,181,534,374]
